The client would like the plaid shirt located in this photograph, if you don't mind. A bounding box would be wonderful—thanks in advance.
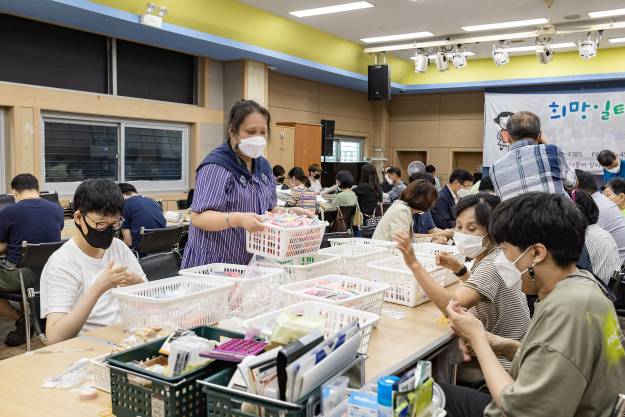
[490,139,577,201]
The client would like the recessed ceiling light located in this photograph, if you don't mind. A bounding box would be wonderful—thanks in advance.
[588,8,625,19]
[505,42,575,53]
[361,31,434,44]
[290,1,373,17]
[462,18,549,32]
[609,37,625,44]
[410,51,475,60]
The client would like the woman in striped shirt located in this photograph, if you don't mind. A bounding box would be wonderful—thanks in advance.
[182,100,311,268]
[395,193,530,370]
[286,167,317,212]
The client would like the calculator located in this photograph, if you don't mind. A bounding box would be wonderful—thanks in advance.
[200,339,267,362]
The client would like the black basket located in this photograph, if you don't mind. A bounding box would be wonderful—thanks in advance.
[107,326,244,417]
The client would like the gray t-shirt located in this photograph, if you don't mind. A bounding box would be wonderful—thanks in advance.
[484,270,625,417]
[592,191,625,263]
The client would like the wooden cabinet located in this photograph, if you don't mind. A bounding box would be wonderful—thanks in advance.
[267,122,322,170]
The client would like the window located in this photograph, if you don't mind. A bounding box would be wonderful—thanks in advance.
[42,115,188,195]
[324,136,364,163]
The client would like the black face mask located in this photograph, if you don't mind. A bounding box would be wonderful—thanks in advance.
[313,174,321,180]
[75,219,115,250]
[276,176,285,184]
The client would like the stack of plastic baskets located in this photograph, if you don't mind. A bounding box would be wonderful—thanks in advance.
[179,263,287,310]
[318,244,389,278]
[367,256,447,307]
[243,301,379,354]
[257,253,341,283]
[278,274,390,316]
[413,242,465,286]
[111,276,235,331]
[246,221,328,261]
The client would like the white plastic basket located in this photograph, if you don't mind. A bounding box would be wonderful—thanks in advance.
[179,263,288,310]
[257,253,341,283]
[328,237,396,248]
[278,275,390,316]
[318,244,389,278]
[89,353,110,393]
[413,242,465,287]
[367,256,447,307]
[242,301,379,354]
[246,221,328,261]
[111,276,234,331]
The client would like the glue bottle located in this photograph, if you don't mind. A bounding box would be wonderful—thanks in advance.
[377,375,399,417]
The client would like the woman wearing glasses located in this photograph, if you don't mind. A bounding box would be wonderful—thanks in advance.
[40,178,147,344]
[182,100,312,268]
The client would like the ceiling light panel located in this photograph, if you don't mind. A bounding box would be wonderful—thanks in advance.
[290,1,373,17]
[361,32,434,44]
[462,18,548,32]
[588,8,625,19]
[609,37,625,43]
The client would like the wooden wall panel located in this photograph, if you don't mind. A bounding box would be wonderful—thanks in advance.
[268,73,318,113]
[438,119,484,148]
[294,124,322,170]
[270,106,318,126]
[390,120,439,148]
[440,92,484,120]
[318,85,372,120]
[391,94,440,121]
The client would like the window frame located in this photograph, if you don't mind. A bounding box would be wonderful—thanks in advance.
[41,113,189,195]
[324,135,365,163]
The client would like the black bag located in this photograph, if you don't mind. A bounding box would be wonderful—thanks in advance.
[361,203,384,238]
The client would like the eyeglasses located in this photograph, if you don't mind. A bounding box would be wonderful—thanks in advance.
[82,212,124,231]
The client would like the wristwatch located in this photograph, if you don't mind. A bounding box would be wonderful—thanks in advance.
[454,265,468,277]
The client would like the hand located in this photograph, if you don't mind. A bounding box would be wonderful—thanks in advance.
[124,272,145,286]
[232,212,266,233]
[431,235,448,244]
[394,231,420,269]
[460,332,514,359]
[436,252,464,273]
[446,300,485,342]
[288,207,316,218]
[95,262,129,293]
[458,337,475,362]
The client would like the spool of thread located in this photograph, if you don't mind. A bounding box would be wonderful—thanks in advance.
[79,387,98,401]
[377,376,400,417]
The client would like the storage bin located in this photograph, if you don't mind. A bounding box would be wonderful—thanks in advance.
[246,222,328,261]
[318,244,389,278]
[413,242,465,286]
[257,254,341,283]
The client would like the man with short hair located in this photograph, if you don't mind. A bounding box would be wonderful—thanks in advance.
[118,183,166,253]
[431,169,473,229]
[604,177,625,216]
[0,173,64,346]
[577,170,625,263]
[41,179,146,344]
[490,111,577,201]
[381,165,393,193]
[597,149,625,182]
[384,167,406,203]
[426,164,442,191]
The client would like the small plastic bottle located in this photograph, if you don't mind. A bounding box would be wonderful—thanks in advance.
[377,376,400,417]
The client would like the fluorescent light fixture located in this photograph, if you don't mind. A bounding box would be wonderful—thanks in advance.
[361,31,434,44]
[588,8,625,19]
[462,18,548,32]
[505,42,575,53]
[290,1,373,17]
[609,37,625,44]
[410,51,475,60]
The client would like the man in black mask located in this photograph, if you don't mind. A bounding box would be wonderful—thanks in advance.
[40,178,146,344]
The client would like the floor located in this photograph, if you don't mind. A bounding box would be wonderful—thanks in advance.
[0,316,44,360]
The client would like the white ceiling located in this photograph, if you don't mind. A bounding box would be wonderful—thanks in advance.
[240,0,625,60]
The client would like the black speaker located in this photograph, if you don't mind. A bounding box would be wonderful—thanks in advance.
[321,119,335,157]
[368,64,390,101]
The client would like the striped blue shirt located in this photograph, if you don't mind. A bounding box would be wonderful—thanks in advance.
[490,139,577,201]
[181,163,277,268]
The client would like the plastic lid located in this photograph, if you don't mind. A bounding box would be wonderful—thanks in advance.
[377,376,400,407]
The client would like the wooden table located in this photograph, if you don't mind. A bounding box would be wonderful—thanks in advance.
[0,300,453,417]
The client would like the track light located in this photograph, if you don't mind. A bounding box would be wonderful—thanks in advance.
[536,42,554,64]
[450,48,468,68]
[434,50,449,71]
[146,2,157,13]
[579,33,599,59]
[158,6,168,17]
[492,45,509,66]
[141,2,166,28]
[414,50,429,73]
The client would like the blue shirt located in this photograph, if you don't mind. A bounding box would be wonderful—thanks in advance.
[602,159,625,183]
[413,211,436,234]
[122,195,167,251]
[0,198,64,264]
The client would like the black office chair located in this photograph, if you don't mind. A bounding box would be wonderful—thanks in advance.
[139,252,181,281]
[0,240,65,351]
[0,194,15,210]
[176,199,189,210]
[186,189,194,208]
[154,199,164,210]
[135,225,184,257]
[320,229,353,249]
[39,191,60,206]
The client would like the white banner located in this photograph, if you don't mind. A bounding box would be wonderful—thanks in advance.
[484,91,625,173]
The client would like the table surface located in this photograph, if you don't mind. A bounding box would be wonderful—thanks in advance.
[0,296,453,417]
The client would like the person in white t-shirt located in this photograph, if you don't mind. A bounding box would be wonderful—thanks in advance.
[41,179,146,344]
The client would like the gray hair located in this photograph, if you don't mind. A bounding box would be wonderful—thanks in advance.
[506,111,541,141]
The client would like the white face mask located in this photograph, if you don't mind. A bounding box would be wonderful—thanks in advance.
[493,248,531,290]
[454,231,487,258]
[457,188,471,199]
[238,135,266,159]
[607,160,621,174]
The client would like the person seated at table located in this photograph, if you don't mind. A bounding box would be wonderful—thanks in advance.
[408,172,453,243]
[384,167,406,203]
[597,149,625,182]
[322,170,358,211]
[117,183,166,253]
[0,173,64,347]
[40,179,146,344]
[441,192,625,417]
[395,193,530,372]
[431,169,474,229]
[373,179,437,241]
[603,176,625,216]
[272,164,289,190]
[308,164,323,193]
[285,167,317,212]
[353,163,382,217]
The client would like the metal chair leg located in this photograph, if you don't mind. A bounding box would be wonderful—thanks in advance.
[18,269,31,352]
